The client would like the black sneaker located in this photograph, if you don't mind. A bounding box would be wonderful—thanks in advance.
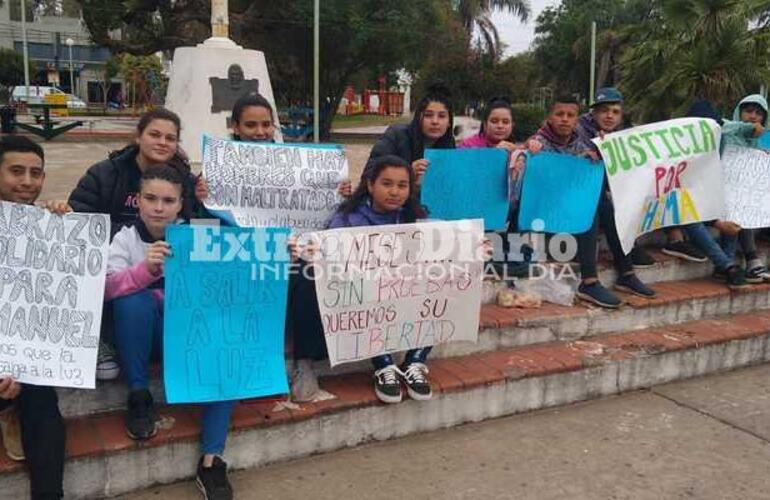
[745,259,770,283]
[631,246,656,269]
[400,362,432,401]
[125,389,157,440]
[196,456,233,500]
[662,241,708,262]
[725,266,749,289]
[373,365,402,404]
[577,282,621,309]
[614,274,656,298]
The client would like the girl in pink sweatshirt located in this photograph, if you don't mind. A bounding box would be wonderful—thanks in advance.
[105,164,235,499]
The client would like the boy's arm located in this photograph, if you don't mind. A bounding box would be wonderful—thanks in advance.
[722,120,757,139]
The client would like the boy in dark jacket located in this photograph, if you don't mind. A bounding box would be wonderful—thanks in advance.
[0,136,66,500]
[529,95,655,308]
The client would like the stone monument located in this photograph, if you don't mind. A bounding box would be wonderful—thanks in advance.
[165,0,282,162]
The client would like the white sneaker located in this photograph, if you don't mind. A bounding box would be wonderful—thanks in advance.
[96,341,120,381]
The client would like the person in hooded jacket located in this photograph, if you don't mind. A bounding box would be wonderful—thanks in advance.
[718,94,770,282]
[365,84,455,186]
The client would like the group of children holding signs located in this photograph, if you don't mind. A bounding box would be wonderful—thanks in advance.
[0,82,768,499]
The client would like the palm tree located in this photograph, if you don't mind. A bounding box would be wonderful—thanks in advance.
[455,0,531,57]
[620,0,770,122]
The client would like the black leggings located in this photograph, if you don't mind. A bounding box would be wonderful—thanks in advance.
[576,183,633,280]
[286,262,329,362]
[0,385,65,499]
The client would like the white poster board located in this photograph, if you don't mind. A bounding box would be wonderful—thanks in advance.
[0,202,109,388]
[202,135,348,232]
[722,144,770,228]
[593,118,724,253]
[309,220,484,366]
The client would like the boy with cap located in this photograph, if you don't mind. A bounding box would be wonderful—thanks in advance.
[529,94,654,308]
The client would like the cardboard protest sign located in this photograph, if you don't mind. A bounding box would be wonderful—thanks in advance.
[163,224,290,403]
[0,202,109,389]
[517,152,605,234]
[309,220,484,367]
[593,118,724,253]
[202,135,348,232]
[423,149,510,230]
[722,144,770,228]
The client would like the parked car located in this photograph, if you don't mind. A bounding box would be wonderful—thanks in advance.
[10,85,87,109]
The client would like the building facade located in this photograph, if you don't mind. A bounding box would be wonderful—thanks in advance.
[0,1,121,105]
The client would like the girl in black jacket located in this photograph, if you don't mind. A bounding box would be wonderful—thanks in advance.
[67,108,201,382]
[365,84,455,186]
[68,108,200,238]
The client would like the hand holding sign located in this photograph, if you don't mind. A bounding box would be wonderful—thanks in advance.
[145,241,171,276]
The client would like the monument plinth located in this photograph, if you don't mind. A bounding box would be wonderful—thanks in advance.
[165,0,281,162]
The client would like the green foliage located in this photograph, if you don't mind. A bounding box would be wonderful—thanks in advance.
[510,103,545,141]
[116,53,164,107]
[619,0,770,122]
[0,48,27,87]
[532,0,652,95]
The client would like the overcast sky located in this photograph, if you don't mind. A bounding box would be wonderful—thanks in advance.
[492,0,561,56]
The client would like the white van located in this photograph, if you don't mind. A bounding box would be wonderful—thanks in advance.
[10,85,86,108]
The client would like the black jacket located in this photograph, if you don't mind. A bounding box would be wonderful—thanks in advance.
[68,145,197,238]
[365,120,455,174]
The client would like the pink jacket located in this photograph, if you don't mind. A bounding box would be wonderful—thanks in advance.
[458,133,496,149]
[104,262,162,302]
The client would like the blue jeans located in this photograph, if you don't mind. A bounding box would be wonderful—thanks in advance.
[113,290,234,455]
[682,223,732,270]
[720,229,758,263]
[372,347,432,371]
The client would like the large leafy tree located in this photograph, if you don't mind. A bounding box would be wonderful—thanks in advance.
[620,0,770,122]
[531,0,651,97]
[76,0,450,138]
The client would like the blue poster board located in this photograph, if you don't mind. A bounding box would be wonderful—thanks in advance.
[759,131,770,149]
[422,148,510,230]
[518,152,604,234]
[163,224,291,403]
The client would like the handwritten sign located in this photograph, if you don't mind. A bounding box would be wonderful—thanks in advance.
[309,220,484,367]
[163,224,290,403]
[0,202,109,389]
[594,118,724,253]
[722,145,770,228]
[423,149,509,230]
[202,135,349,232]
[517,152,604,234]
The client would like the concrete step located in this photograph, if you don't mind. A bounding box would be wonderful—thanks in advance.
[4,309,770,499]
[482,244,770,304]
[56,279,770,419]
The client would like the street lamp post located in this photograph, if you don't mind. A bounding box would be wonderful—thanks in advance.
[21,0,30,103]
[65,38,75,96]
